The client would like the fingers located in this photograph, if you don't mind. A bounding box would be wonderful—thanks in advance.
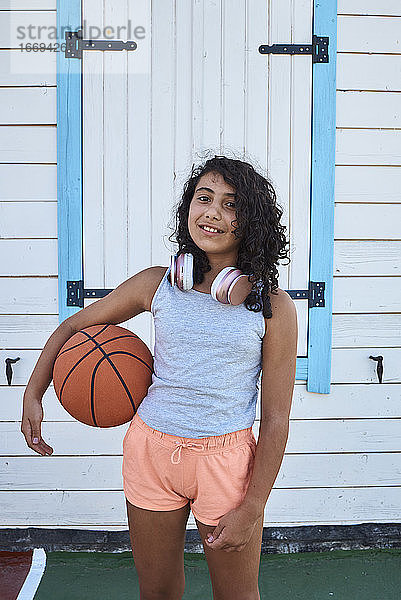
[32,438,53,456]
[21,422,53,456]
[31,427,53,455]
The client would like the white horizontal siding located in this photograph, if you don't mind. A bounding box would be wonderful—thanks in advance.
[331,7,401,532]
[2,452,400,490]
[4,419,401,455]
[0,202,57,238]
[338,1,401,17]
[335,167,401,202]
[337,91,401,128]
[334,204,401,239]
[0,240,57,275]
[0,3,400,532]
[0,88,56,124]
[0,49,56,86]
[2,312,401,349]
[338,15,401,53]
[337,54,401,91]
[336,129,401,164]
[3,383,401,423]
[0,126,56,162]
[0,165,56,200]
[1,488,400,528]
[0,1,55,8]
[0,11,55,48]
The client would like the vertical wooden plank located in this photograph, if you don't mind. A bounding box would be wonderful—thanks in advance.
[290,0,313,358]
[308,0,337,393]
[151,0,176,266]
[267,0,292,289]
[200,0,222,154]
[125,0,153,342]
[245,0,268,169]
[221,0,246,153]
[174,0,195,208]
[103,1,129,288]
[56,0,82,324]
[192,0,206,156]
[82,0,104,293]
[267,0,309,378]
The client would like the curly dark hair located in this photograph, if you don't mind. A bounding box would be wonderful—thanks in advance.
[168,155,291,319]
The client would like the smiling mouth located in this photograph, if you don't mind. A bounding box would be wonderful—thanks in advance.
[198,224,224,234]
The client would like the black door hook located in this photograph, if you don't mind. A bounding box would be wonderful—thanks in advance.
[369,355,383,383]
[5,357,20,386]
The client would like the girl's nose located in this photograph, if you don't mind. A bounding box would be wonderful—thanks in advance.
[204,207,222,220]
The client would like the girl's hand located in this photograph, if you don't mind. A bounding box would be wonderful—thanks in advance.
[21,395,54,456]
[204,505,259,552]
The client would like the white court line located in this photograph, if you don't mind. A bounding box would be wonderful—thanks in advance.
[16,548,47,600]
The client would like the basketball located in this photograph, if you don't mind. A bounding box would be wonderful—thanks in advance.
[52,324,153,428]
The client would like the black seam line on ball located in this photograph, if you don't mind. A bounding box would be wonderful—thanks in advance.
[57,330,139,357]
[58,346,151,421]
[59,324,110,357]
[56,327,139,359]
[90,351,152,426]
[79,331,152,373]
[57,333,135,401]
[55,324,110,367]
[57,329,148,407]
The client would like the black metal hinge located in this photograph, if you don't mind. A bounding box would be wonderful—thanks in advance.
[67,281,113,307]
[67,280,325,308]
[287,281,325,308]
[259,35,329,63]
[65,29,137,59]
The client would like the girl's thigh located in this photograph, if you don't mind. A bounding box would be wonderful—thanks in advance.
[126,498,191,598]
[195,513,264,600]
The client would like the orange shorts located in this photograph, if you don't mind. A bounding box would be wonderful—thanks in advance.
[122,412,257,526]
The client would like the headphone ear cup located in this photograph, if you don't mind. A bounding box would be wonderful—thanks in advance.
[182,253,194,291]
[170,252,194,291]
[211,267,253,305]
[211,267,235,303]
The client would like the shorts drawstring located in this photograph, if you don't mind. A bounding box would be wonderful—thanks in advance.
[170,441,205,464]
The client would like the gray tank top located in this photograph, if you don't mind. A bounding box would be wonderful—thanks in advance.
[135,266,265,438]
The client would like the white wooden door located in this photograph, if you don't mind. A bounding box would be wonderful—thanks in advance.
[82,0,313,358]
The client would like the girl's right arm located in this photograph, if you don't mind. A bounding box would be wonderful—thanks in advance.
[21,266,162,456]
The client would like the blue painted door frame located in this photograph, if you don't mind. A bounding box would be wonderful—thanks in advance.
[307,1,337,393]
[56,1,337,393]
[56,3,82,325]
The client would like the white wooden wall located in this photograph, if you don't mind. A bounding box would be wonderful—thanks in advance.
[0,1,400,531]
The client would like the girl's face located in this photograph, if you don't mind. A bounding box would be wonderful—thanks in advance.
[188,171,242,262]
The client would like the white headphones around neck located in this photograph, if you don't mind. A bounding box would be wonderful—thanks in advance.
[169,252,254,306]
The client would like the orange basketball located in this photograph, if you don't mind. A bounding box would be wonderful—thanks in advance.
[52,324,153,428]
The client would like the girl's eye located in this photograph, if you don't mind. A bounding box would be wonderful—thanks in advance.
[198,196,236,208]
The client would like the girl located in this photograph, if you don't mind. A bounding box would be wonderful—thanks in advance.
[22,156,298,600]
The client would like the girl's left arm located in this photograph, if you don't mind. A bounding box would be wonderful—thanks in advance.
[241,288,298,522]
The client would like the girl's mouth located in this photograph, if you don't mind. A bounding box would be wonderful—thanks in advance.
[198,224,224,236]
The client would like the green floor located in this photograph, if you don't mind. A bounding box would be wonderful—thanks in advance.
[34,548,401,599]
